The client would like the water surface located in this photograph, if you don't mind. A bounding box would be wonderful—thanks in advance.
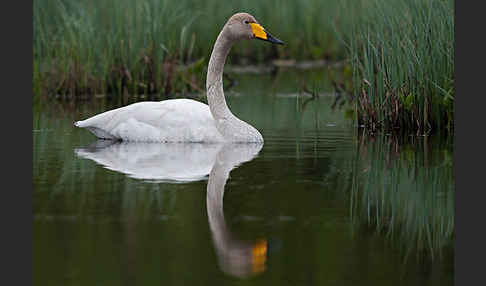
[33,69,453,285]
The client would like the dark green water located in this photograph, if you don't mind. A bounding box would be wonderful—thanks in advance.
[33,70,453,285]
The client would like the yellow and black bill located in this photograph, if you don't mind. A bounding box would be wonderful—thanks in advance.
[250,23,284,45]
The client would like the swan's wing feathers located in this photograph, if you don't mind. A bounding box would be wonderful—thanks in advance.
[76,99,222,142]
[123,99,214,130]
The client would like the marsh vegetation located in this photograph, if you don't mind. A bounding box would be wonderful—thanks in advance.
[342,0,454,134]
[33,0,344,98]
[33,0,453,133]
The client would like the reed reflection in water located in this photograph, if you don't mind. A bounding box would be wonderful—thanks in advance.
[350,133,454,261]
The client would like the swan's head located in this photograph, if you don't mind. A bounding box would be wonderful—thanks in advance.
[225,13,284,45]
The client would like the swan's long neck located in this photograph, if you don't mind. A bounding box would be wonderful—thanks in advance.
[206,28,264,143]
[206,28,234,121]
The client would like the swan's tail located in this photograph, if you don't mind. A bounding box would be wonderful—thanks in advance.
[74,120,89,128]
[73,120,116,140]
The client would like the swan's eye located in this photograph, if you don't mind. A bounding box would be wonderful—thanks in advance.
[244,20,249,24]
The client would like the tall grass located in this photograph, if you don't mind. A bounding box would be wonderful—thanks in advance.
[34,0,199,98]
[340,0,454,133]
[33,0,344,98]
[350,132,454,260]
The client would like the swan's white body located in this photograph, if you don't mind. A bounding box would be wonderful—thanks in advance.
[74,13,282,143]
[74,99,224,142]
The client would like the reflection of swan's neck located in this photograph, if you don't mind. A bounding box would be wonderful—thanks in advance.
[207,160,232,254]
[206,144,267,278]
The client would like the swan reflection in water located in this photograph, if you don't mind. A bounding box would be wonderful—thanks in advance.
[206,143,268,278]
[75,141,267,277]
[75,140,223,182]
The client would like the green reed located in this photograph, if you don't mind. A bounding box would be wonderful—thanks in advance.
[339,0,454,133]
[34,0,343,98]
[350,132,454,260]
[34,0,198,98]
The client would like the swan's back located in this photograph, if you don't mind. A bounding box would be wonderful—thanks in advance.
[74,99,224,142]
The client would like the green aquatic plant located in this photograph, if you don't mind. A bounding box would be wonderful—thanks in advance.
[339,0,454,133]
[34,0,201,98]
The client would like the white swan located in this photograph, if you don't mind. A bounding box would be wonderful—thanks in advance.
[74,13,283,143]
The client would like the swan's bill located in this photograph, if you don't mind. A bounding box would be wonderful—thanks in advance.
[250,23,284,45]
